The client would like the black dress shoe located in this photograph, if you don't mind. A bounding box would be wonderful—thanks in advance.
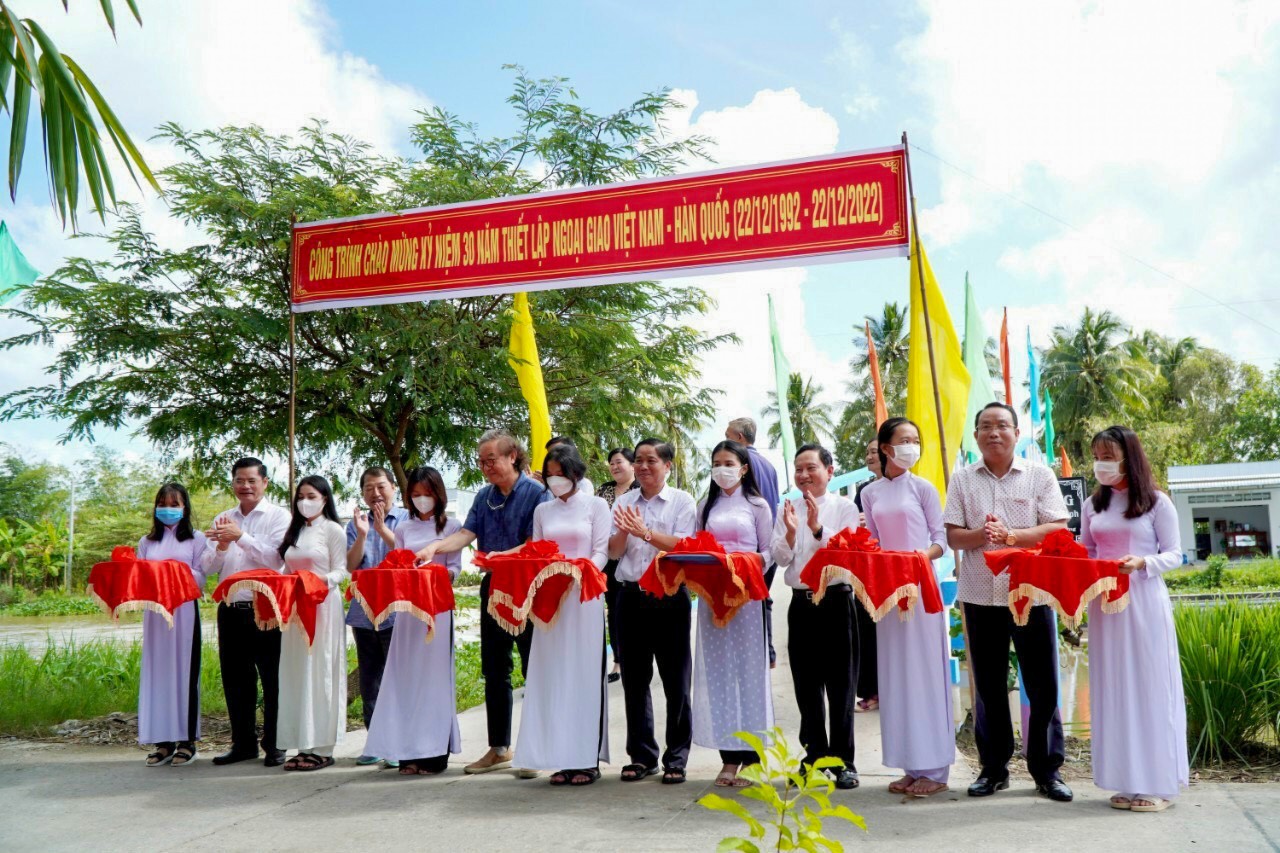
[212,748,258,766]
[263,749,287,768]
[967,775,1010,797]
[1036,779,1074,802]
[833,768,860,790]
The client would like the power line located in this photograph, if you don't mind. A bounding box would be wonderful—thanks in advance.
[908,142,1280,342]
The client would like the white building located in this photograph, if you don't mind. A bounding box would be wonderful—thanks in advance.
[1167,461,1280,563]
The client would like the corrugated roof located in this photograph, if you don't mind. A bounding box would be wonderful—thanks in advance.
[1168,477,1280,492]
[1167,460,1280,482]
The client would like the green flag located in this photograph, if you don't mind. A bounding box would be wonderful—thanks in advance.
[1044,386,1056,461]
[0,222,39,306]
[960,273,995,463]
[768,294,796,478]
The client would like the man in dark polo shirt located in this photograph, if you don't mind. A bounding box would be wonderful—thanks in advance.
[418,428,550,774]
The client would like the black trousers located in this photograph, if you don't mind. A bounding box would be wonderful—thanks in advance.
[479,573,533,748]
[762,563,778,666]
[853,597,878,699]
[352,625,394,729]
[618,582,693,770]
[604,559,623,664]
[964,602,1065,784]
[788,586,858,769]
[216,602,281,753]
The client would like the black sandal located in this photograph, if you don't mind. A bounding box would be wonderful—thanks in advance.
[662,767,687,785]
[549,770,571,786]
[568,767,601,786]
[295,753,334,772]
[145,744,175,767]
[171,744,197,767]
[621,763,658,781]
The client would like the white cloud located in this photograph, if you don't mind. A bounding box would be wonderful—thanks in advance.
[665,88,839,168]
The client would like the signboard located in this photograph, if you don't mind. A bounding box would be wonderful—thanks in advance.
[290,145,908,312]
[1058,477,1087,540]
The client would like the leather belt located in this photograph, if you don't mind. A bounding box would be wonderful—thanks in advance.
[796,583,852,601]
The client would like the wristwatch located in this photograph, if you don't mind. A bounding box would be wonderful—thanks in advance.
[1005,530,1017,546]
[812,525,824,541]
[643,529,653,542]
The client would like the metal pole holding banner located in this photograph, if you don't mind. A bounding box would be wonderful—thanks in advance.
[288,213,298,497]
[901,131,950,490]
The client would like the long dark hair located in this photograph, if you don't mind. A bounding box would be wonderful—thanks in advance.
[147,482,195,542]
[405,466,449,533]
[279,475,340,558]
[1090,425,1158,519]
[542,444,587,493]
[700,440,763,531]
[876,416,920,475]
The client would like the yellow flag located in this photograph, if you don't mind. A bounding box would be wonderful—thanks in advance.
[508,292,552,470]
[905,237,970,503]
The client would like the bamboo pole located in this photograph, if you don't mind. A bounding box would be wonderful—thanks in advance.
[288,213,298,497]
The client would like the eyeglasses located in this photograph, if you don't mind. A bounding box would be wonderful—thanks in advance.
[476,456,505,469]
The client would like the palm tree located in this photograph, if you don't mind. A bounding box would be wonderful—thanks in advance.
[1137,331,1200,409]
[1040,308,1155,460]
[849,302,909,411]
[0,2,158,228]
[762,372,836,448]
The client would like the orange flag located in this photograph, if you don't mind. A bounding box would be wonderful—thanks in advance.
[999,308,1013,405]
[866,320,888,427]
[1058,445,1074,477]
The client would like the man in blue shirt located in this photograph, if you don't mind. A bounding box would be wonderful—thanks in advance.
[726,417,781,666]
[417,428,550,774]
[344,466,410,767]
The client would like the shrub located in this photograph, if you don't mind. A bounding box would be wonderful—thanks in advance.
[1175,601,1280,764]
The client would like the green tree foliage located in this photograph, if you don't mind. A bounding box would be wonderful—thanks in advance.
[0,1,158,228]
[1211,365,1280,462]
[0,70,730,493]
[763,372,836,449]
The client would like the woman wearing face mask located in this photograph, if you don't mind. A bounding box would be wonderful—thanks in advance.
[515,444,612,786]
[277,475,349,771]
[1082,426,1187,814]
[597,448,639,684]
[695,440,774,788]
[136,483,208,767]
[363,466,464,776]
[860,417,954,797]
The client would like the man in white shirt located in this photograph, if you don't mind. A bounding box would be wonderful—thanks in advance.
[771,443,860,789]
[204,457,292,767]
[944,402,1071,802]
[608,438,697,784]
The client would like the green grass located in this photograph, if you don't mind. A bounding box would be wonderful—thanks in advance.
[1175,601,1280,764]
[0,593,104,617]
[0,632,507,737]
[1166,557,1280,593]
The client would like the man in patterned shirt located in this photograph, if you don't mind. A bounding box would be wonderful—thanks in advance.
[944,402,1073,803]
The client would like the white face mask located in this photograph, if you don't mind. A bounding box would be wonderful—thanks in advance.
[711,466,743,489]
[297,497,325,519]
[546,475,576,497]
[890,443,921,470]
[412,495,435,515]
[1094,460,1125,486]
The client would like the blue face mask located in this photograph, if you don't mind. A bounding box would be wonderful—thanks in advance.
[155,507,185,526]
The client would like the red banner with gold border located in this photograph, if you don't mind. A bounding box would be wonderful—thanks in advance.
[291,145,907,312]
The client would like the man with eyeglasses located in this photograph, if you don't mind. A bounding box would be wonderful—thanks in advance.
[944,402,1072,803]
[417,428,550,774]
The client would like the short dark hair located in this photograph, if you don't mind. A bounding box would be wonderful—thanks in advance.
[1090,426,1159,519]
[795,443,833,468]
[231,457,268,478]
[546,435,576,450]
[976,401,1018,429]
[404,465,449,533]
[359,466,395,489]
[607,447,635,464]
[634,438,674,464]
[147,482,195,543]
[542,444,588,488]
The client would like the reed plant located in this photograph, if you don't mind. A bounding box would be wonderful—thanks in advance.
[1175,601,1280,764]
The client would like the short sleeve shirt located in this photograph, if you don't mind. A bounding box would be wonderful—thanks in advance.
[463,475,551,553]
[943,456,1069,606]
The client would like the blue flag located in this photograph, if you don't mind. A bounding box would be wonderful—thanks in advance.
[1027,327,1041,428]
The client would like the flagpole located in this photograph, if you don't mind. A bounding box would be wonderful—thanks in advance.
[902,132,951,488]
[288,213,298,497]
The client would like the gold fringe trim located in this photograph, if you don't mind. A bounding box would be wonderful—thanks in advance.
[810,566,921,623]
[221,579,286,631]
[86,584,180,628]
[1007,576,1120,628]
[348,587,443,643]
[1100,590,1130,615]
[648,551,753,627]
[486,561,584,635]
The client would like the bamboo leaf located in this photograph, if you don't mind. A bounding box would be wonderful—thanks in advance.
[0,27,16,112]
[98,0,117,37]
[23,20,94,125]
[124,0,142,27]
[8,70,30,199]
[39,59,67,224]
[62,54,158,192]
[74,116,105,220]
[60,91,78,229]
[1,11,42,104]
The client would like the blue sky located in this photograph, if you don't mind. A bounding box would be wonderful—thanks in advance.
[2,0,1278,471]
